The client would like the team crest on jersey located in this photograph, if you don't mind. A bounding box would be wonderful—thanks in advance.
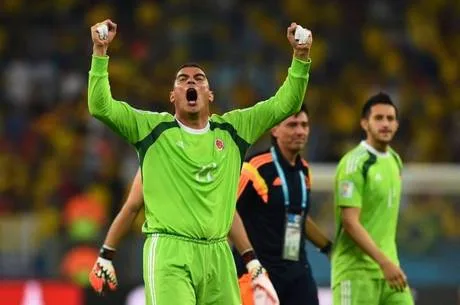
[215,139,224,151]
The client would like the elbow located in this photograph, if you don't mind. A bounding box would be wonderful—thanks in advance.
[293,98,303,113]
[289,92,306,115]
[87,98,106,119]
[342,218,358,234]
[88,104,98,117]
[281,96,303,118]
[126,203,141,215]
[88,97,99,117]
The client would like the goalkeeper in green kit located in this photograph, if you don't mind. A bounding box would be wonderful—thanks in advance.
[87,19,313,305]
[332,93,414,305]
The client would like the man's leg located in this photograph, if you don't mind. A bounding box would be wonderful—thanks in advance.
[143,235,196,305]
[381,280,414,305]
[199,240,241,305]
[332,279,380,305]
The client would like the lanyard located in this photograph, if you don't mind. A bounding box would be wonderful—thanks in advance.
[270,147,307,212]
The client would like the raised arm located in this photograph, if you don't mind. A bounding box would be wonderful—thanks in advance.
[88,19,156,144]
[223,22,313,144]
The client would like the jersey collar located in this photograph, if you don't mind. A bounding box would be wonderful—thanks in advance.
[360,141,390,158]
[175,116,210,134]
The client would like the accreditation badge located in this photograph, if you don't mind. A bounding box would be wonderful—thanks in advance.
[282,213,302,261]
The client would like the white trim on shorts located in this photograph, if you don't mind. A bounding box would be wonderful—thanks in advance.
[341,280,351,305]
[147,235,159,305]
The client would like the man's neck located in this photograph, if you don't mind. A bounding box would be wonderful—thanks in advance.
[176,113,209,129]
[365,138,388,153]
[277,145,299,166]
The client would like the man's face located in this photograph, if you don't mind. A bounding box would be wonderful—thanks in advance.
[272,112,309,153]
[170,66,214,116]
[361,104,399,144]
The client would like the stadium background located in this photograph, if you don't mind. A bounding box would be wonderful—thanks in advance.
[0,0,459,304]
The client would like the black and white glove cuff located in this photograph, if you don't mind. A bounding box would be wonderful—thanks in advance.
[100,245,116,260]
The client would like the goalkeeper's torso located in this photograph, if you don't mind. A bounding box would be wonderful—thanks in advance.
[139,114,249,240]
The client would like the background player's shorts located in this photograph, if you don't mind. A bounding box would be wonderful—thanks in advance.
[333,278,414,305]
[143,233,241,305]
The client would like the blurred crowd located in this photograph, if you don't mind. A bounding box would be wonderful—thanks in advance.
[0,0,459,286]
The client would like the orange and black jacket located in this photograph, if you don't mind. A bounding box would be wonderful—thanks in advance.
[235,144,312,276]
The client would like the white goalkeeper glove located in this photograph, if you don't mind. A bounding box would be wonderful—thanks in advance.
[246,259,279,305]
[89,245,118,295]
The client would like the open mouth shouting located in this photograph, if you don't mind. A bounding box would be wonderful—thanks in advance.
[186,88,198,106]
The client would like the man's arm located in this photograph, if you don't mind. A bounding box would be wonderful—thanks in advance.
[228,211,279,304]
[104,168,144,249]
[229,165,279,304]
[222,22,312,144]
[228,211,253,255]
[89,20,156,144]
[89,168,144,295]
[341,207,391,265]
[340,205,407,291]
[304,216,332,256]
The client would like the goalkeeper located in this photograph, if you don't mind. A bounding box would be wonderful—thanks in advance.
[88,19,312,305]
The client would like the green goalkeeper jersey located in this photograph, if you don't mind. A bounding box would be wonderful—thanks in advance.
[88,56,310,240]
[332,141,403,286]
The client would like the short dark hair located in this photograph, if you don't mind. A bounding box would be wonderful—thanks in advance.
[361,92,398,119]
[271,104,309,144]
[173,62,209,88]
[295,104,309,117]
[175,62,206,75]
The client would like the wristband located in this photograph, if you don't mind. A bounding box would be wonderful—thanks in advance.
[241,248,257,265]
[100,245,116,260]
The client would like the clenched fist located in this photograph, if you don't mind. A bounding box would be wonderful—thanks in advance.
[91,19,117,56]
[286,22,313,61]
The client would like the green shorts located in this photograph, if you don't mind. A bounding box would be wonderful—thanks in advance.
[143,233,240,305]
[333,278,414,305]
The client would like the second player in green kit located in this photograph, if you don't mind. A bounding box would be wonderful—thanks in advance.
[332,93,414,305]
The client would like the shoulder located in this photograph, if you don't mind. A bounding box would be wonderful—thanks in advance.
[246,150,273,170]
[133,109,172,118]
[209,114,237,130]
[210,113,224,122]
[389,147,403,169]
[212,112,236,124]
[133,110,175,126]
[337,145,371,175]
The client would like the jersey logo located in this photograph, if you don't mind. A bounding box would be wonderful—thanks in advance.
[176,141,185,149]
[215,139,224,151]
[340,181,354,198]
[195,162,218,182]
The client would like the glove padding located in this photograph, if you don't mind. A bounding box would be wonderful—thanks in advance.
[247,259,279,305]
[89,257,118,295]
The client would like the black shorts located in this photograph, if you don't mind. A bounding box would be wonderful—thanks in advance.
[267,263,319,305]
